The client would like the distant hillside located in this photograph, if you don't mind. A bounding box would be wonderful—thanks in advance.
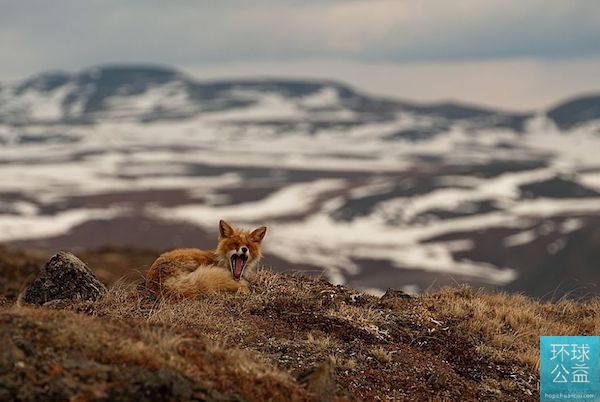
[547,94,600,129]
[0,65,530,128]
[1,64,600,300]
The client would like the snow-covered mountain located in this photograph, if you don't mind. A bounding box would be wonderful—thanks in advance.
[1,65,599,299]
[0,65,533,128]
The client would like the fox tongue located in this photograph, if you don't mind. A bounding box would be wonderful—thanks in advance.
[233,258,244,280]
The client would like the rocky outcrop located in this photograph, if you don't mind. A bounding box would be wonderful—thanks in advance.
[20,251,106,305]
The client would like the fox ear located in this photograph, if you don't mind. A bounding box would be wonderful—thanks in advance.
[250,226,267,243]
[219,220,235,238]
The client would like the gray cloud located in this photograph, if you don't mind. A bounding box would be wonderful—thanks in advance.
[1,0,599,109]
[1,0,599,74]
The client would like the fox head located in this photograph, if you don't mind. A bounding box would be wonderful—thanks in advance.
[216,220,267,281]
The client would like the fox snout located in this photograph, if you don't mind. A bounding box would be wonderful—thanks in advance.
[229,245,253,281]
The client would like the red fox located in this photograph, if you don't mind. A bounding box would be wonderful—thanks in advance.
[146,220,267,298]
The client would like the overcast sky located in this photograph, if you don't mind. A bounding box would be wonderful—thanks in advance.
[1,0,599,110]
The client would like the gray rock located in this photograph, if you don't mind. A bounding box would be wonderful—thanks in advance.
[20,251,106,305]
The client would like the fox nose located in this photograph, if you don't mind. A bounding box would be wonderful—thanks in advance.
[241,247,248,254]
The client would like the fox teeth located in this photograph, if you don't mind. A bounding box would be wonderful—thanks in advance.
[230,254,247,281]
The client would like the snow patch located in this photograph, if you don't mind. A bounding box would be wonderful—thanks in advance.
[503,230,537,247]
[103,82,194,119]
[559,218,584,234]
[299,87,340,109]
[0,208,122,242]
[151,179,347,225]
[579,172,600,191]
[204,92,303,122]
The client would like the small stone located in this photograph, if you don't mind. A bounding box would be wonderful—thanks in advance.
[20,251,106,305]
[348,293,362,303]
[380,288,412,300]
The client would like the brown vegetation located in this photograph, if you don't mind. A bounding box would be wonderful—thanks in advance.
[1,246,599,401]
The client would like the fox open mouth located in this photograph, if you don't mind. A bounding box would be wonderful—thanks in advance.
[230,254,248,281]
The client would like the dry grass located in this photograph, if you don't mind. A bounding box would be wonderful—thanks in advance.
[2,301,307,401]
[422,285,600,373]
[2,250,600,401]
[370,346,394,364]
[306,331,339,352]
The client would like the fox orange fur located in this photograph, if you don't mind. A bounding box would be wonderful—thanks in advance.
[146,220,267,298]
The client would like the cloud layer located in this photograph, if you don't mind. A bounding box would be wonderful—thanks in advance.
[1,1,599,108]
[3,1,600,68]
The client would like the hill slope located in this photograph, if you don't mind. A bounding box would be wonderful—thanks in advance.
[2,247,599,401]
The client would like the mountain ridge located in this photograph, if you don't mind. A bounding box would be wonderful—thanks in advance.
[3,64,597,129]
